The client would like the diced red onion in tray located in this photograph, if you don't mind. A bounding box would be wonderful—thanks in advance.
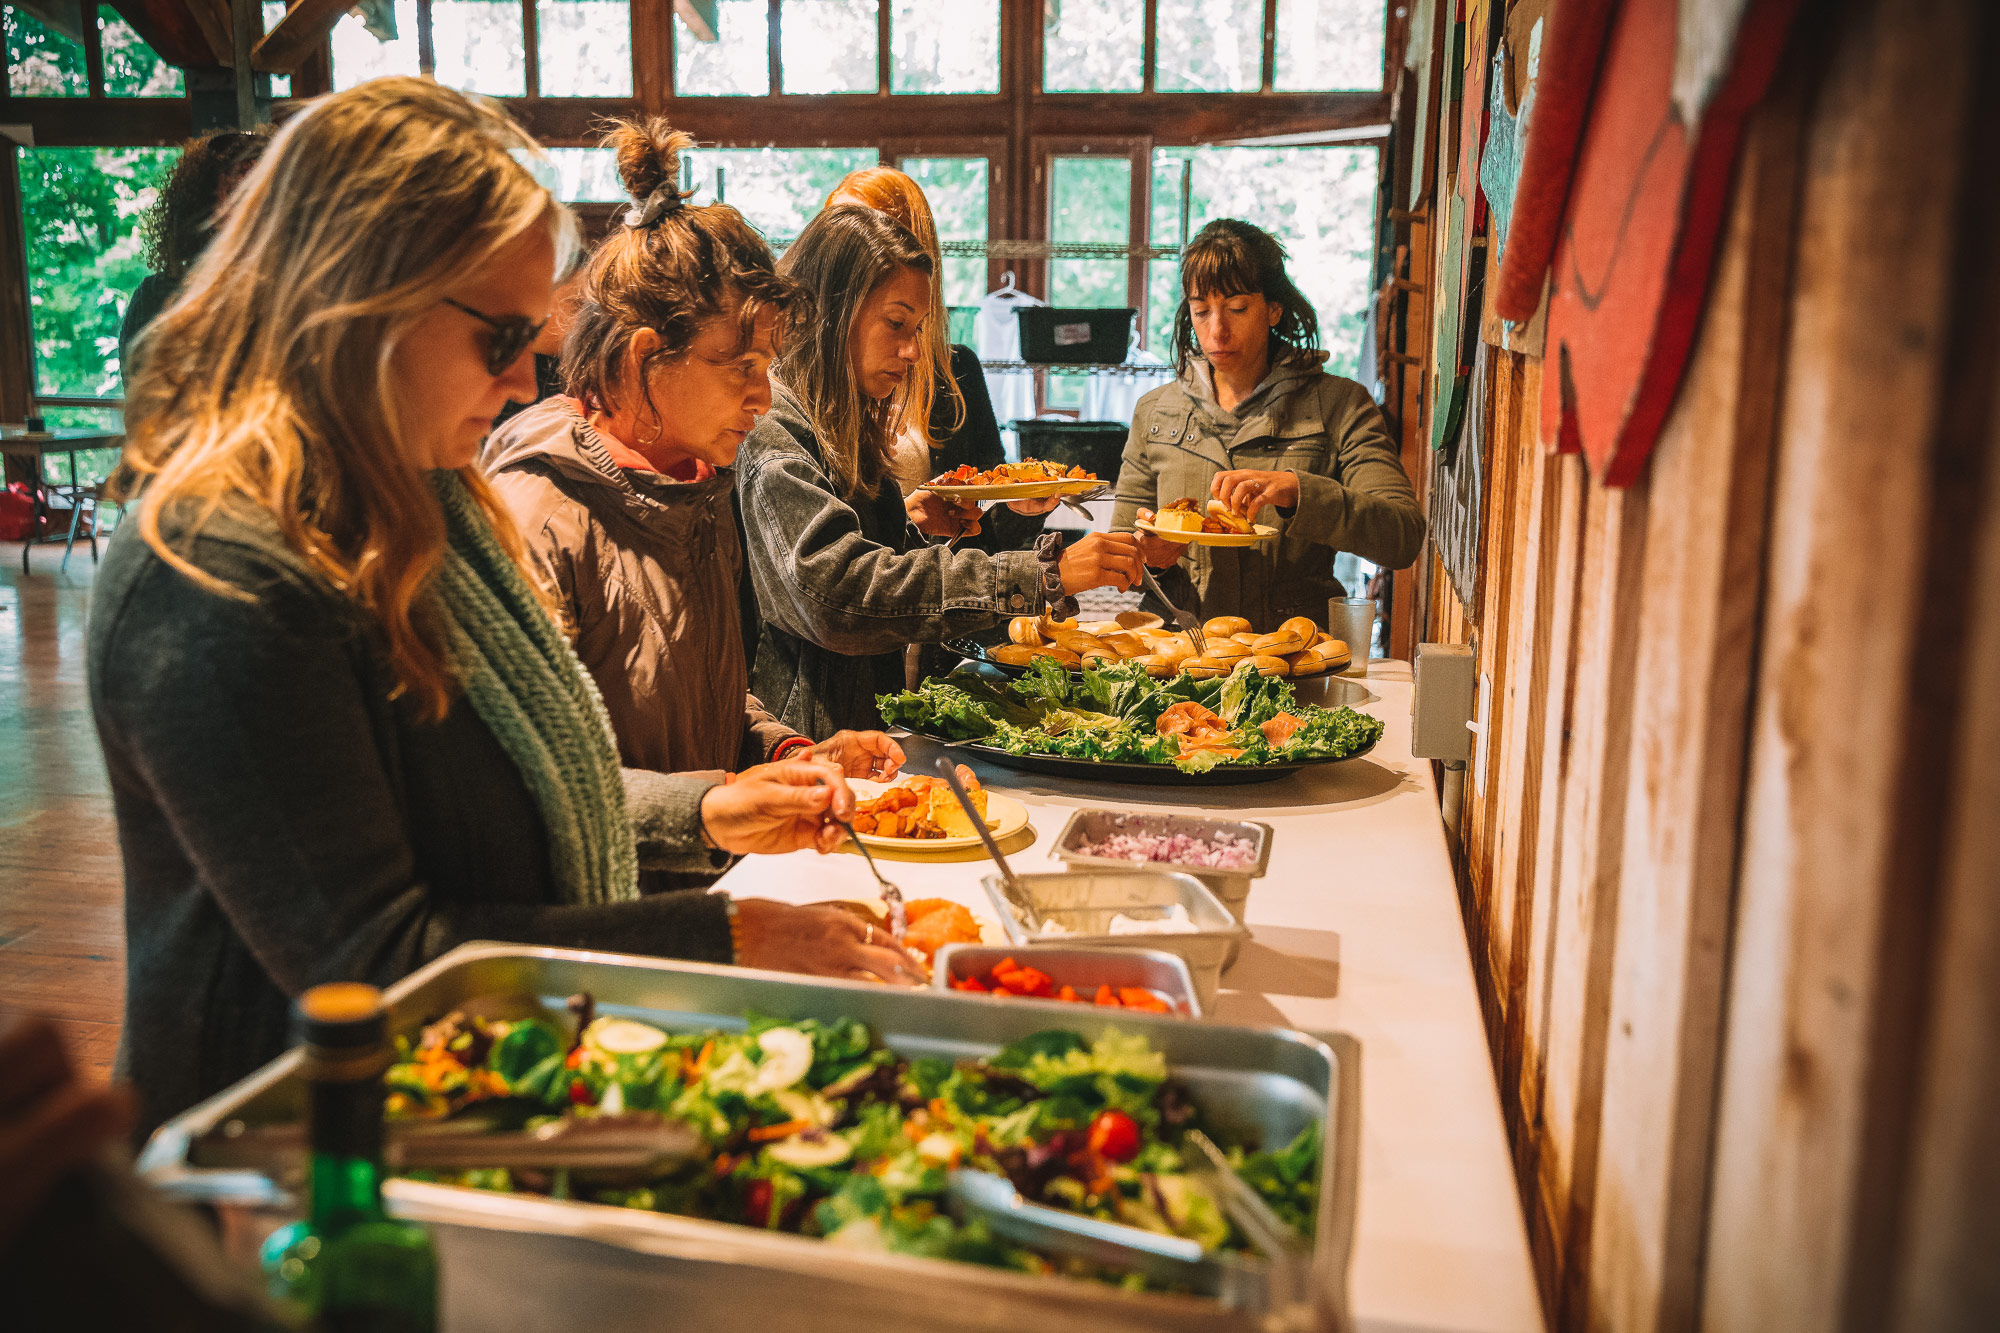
[1070,829,1257,870]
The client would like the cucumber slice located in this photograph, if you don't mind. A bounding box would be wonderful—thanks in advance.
[582,1017,668,1057]
[747,1028,814,1094]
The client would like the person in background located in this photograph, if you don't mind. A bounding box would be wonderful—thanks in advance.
[485,117,904,890]
[492,249,585,429]
[120,128,270,383]
[94,79,921,1142]
[1117,219,1426,630]
[735,205,1145,737]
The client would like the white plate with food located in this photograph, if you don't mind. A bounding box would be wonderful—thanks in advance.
[1137,498,1279,546]
[1135,518,1279,547]
[844,772,1030,851]
[920,460,1105,502]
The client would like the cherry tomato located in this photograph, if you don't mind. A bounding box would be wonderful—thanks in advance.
[1087,1109,1141,1163]
[745,1179,775,1227]
[568,1078,593,1106]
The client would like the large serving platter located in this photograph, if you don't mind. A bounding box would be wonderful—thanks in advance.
[140,944,1353,1333]
[918,737,1378,787]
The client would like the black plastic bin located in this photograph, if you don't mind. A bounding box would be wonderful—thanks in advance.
[1010,419,1129,477]
[1016,307,1136,364]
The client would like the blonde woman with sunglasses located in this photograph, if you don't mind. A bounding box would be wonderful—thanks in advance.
[94,80,921,1141]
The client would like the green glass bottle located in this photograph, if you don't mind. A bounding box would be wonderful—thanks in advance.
[260,983,438,1333]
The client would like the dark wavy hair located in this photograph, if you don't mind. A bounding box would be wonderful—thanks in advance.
[562,117,807,426]
[774,205,933,501]
[140,128,271,281]
[1170,218,1321,375]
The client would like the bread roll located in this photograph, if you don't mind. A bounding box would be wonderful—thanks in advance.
[1008,616,1044,646]
[1180,658,1228,678]
[1247,654,1292,677]
[1204,640,1252,664]
[1203,615,1251,637]
[1317,638,1350,661]
[1039,615,1078,634]
[992,644,1080,669]
[1132,654,1177,678]
[1101,631,1147,657]
[1279,616,1319,642]
[1079,620,1123,637]
[1286,649,1332,677]
[1079,650,1120,670]
[1151,635,1196,663]
[1252,630,1308,656]
[1116,611,1164,631]
[1051,631,1105,655]
[1231,632,1261,647]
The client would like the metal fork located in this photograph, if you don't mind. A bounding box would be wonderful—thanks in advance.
[832,813,907,942]
[1058,494,1206,656]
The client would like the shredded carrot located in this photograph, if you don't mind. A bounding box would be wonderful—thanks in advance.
[747,1119,814,1143]
[691,1039,714,1077]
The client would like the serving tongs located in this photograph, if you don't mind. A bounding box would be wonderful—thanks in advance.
[188,1106,703,1178]
[1055,493,1206,657]
[932,757,1024,901]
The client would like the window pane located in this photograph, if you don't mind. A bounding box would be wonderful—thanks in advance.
[1048,155,1128,309]
[1274,0,1384,91]
[538,0,631,96]
[20,145,175,396]
[1148,145,1380,377]
[5,2,87,97]
[676,0,768,96]
[782,0,875,94]
[1155,0,1261,92]
[262,3,291,96]
[891,0,997,94]
[902,156,987,306]
[330,0,420,91]
[546,146,624,202]
[99,6,182,96]
[1041,0,1141,93]
[432,0,526,96]
[681,146,876,242]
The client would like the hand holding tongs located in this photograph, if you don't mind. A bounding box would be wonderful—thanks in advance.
[1055,494,1206,656]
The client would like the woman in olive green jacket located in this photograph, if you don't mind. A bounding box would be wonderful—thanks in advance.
[1112,219,1424,632]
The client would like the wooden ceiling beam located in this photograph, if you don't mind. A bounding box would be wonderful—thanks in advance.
[253,0,355,73]
[103,0,222,69]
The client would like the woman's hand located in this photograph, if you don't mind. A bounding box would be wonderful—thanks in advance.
[702,760,853,855]
[0,1018,135,1252]
[906,490,984,539]
[1058,532,1144,594]
[1211,468,1299,519]
[729,899,927,984]
[1131,509,1192,568]
[1004,496,1062,516]
[809,730,906,780]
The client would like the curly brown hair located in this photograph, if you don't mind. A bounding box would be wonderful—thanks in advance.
[562,118,807,426]
[140,128,271,281]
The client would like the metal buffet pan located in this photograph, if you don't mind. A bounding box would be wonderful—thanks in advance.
[140,944,1355,1333]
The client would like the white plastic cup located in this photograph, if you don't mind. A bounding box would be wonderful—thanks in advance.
[1327,597,1375,677]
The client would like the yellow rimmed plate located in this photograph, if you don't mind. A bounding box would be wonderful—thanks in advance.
[1135,518,1280,547]
[844,778,1031,852]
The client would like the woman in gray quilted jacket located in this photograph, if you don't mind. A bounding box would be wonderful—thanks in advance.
[1115,219,1426,633]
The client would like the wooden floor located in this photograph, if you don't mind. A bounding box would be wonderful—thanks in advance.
[0,538,123,1081]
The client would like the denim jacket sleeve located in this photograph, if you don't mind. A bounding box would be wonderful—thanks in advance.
[738,430,1047,657]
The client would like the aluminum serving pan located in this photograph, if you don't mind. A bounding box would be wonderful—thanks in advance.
[138,943,1347,1333]
[1051,811,1274,966]
[933,942,1203,1018]
[982,870,1250,1011]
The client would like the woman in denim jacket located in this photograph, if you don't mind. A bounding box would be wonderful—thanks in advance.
[1116,220,1426,633]
[736,206,1145,736]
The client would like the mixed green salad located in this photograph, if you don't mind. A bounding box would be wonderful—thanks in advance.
[878,658,1384,773]
[385,1003,1321,1288]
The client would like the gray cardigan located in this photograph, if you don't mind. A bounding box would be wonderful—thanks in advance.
[88,507,737,1141]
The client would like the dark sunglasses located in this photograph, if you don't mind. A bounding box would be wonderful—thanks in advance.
[443,298,548,376]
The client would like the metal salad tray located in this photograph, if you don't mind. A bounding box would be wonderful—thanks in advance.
[983,870,1250,1011]
[1051,811,1275,967]
[138,944,1350,1333]
[932,942,1204,1018]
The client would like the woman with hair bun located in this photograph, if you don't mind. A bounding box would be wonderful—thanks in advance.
[1115,218,1426,630]
[485,119,906,892]
[91,81,922,1140]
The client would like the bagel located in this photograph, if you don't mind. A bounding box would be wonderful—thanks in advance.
[1180,658,1229,678]
[1252,630,1308,656]
[1285,649,1333,677]
[1231,632,1261,647]
[1132,654,1177,678]
[1116,610,1165,631]
[1008,616,1044,646]
[1246,654,1292,677]
[1203,615,1251,637]
[1204,640,1252,664]
[1279,616,1319,642]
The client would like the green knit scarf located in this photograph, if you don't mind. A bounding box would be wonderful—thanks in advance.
[430,470,638,905]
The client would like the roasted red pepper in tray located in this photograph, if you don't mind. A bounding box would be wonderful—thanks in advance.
[948,959,1173,1012]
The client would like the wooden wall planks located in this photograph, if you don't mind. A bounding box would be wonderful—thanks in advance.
[1404,0,1997,1327]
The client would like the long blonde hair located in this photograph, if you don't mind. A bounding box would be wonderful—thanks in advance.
[775,205,933,501]
[118,79,574,721]
[824,166,964,443]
